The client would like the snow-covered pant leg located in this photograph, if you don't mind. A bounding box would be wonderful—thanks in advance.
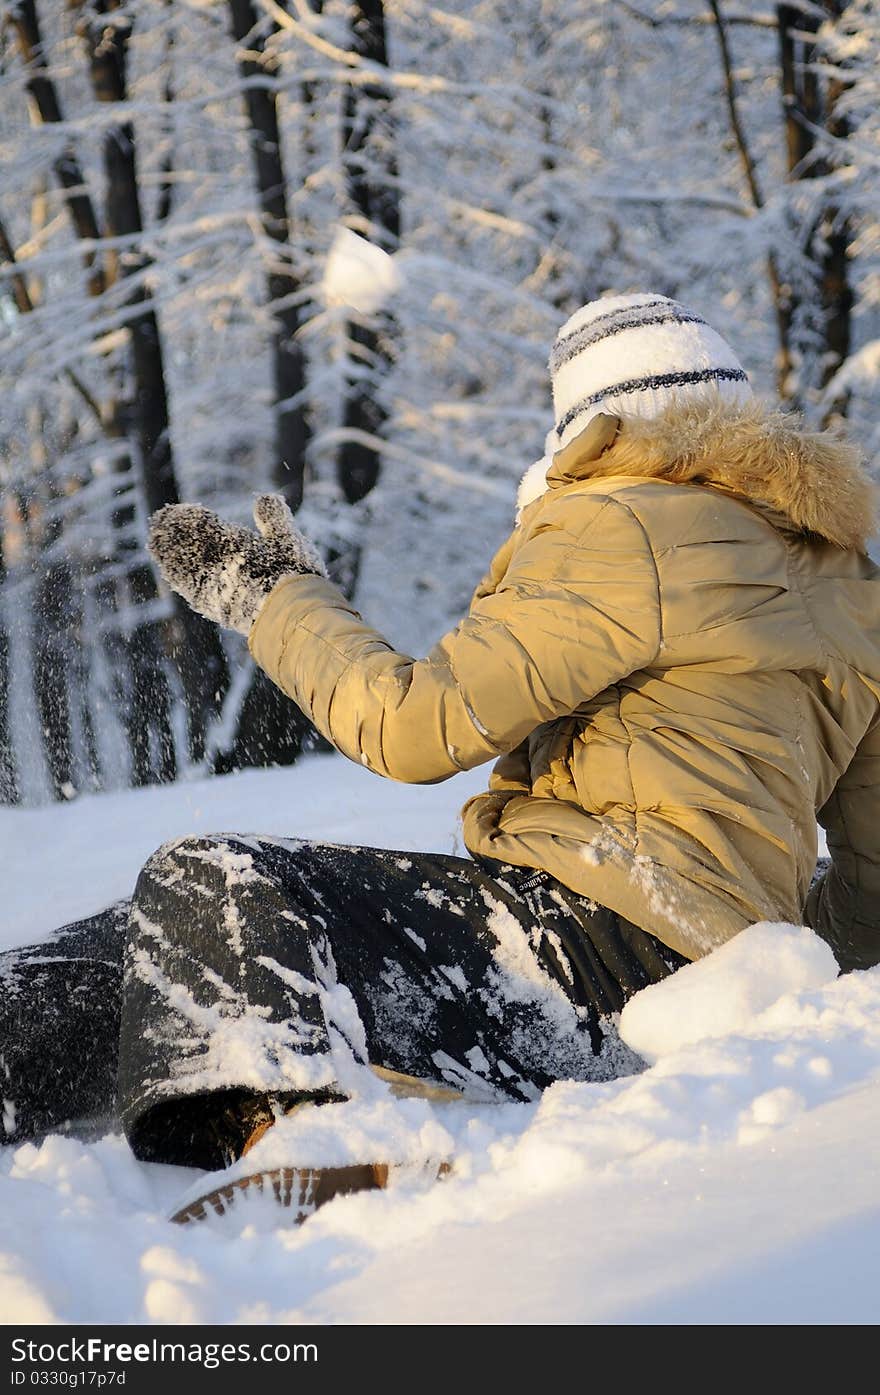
[0,902,130,1144]
[120,837,686,1169]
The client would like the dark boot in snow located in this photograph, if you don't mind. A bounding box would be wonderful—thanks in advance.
[169,1091,451,1226]
[170,1158,394,1226]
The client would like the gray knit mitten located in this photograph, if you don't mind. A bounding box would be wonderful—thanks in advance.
[148,493,326,636]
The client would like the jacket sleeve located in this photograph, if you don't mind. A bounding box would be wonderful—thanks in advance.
[805,711,880,971]
[247,494,661,784]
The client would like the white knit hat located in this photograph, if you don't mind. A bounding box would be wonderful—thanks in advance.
[550,293,752,452]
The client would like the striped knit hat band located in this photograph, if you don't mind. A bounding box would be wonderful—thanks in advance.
[550,293,752,452]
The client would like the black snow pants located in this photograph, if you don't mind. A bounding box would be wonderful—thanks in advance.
[0,837,687,1168]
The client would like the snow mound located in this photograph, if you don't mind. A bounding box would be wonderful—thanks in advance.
[4,952,880,1322]
[619,921,839,1063]
[322,227,401,315]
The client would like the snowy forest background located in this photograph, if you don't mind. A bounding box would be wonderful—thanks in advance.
[0,0,877,807]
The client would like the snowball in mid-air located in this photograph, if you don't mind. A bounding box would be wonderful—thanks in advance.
[619,921,839,1063]
[322,227,402,315]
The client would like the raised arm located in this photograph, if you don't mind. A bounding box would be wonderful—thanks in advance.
[247,494,662,784]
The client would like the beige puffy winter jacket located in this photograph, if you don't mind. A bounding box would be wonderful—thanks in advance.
[249,399,880,967]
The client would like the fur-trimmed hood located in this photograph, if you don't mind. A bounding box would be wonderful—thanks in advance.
[538,398,876,550]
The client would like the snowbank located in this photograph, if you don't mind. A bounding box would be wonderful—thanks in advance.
[619,921,839,1062]
[0,755,486,950]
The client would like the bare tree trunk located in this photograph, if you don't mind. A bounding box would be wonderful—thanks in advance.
[72,0,230,771]
[228,0,309,509]
[13,173,82,800]
[11,0,232,788]
[820,165,852,421]
[338,0,400,504]
[155,0,176,226]
[9,0,105,298]
[0,524,18,805]
[2,202,109,797]
[216,0,315,774]
[813,1,852,421]
[709,0,795,401]
[33,566,76,798]
[776,2,853,418]
[27,400,76,800]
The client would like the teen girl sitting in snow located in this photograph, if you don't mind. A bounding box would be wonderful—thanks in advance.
[3,293,879,1220]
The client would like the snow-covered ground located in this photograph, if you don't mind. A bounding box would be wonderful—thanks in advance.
[1,755,878,1325]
